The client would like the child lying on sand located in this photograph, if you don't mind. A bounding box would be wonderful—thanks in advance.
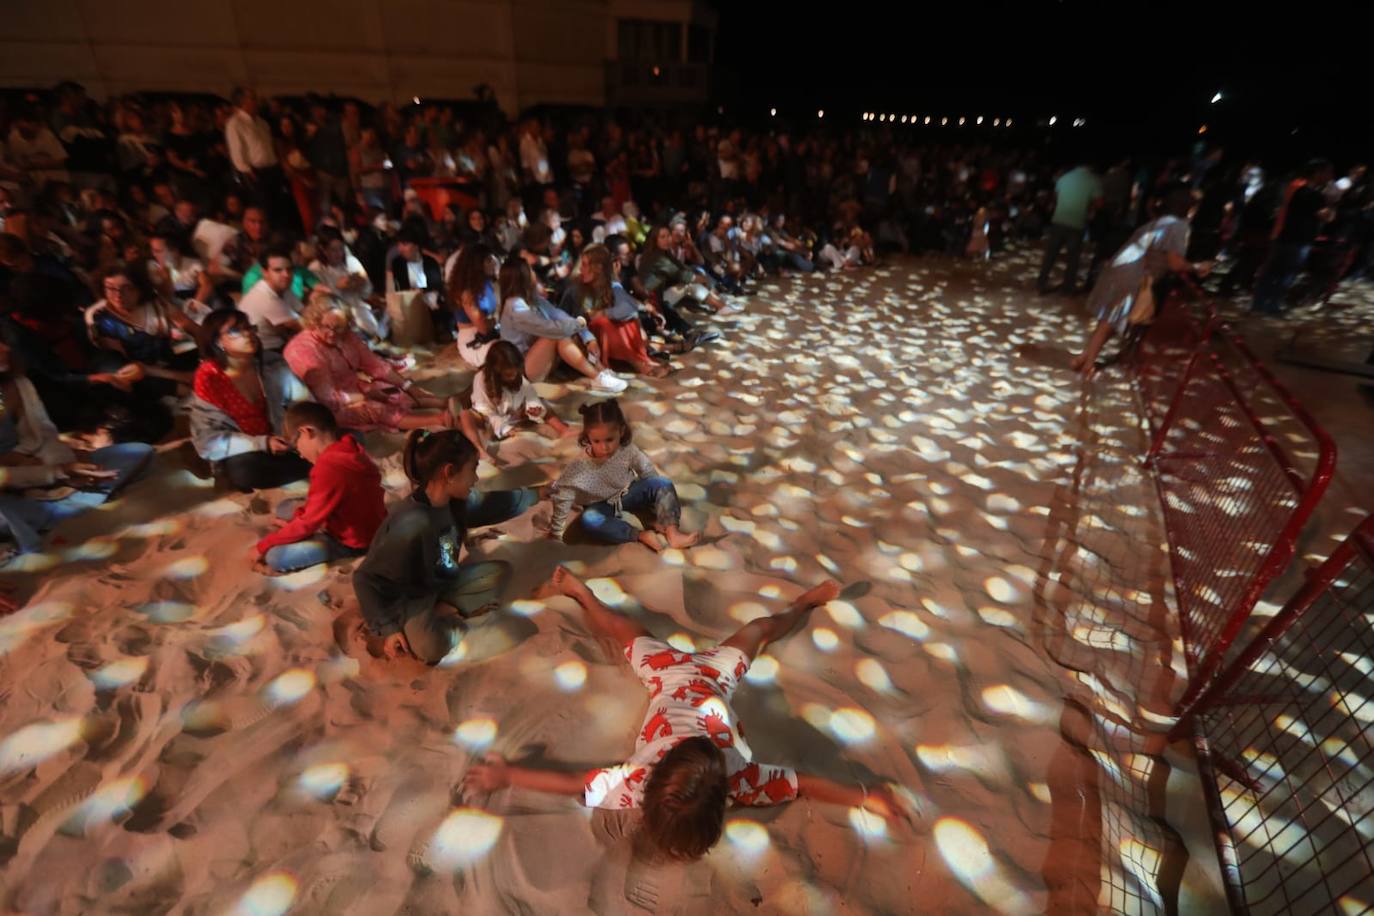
[461,567,913,860]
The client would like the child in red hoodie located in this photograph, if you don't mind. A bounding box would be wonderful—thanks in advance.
[251,401,388,574]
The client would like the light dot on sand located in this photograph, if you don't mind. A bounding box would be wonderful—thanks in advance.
[730,602,770,623]
[455,718,499,750]
[925,642,959,663]
[826,600,865,629]
[428,809,504,869]
[801,703,832,730]
[298,763,350,799]
[587,578,631,607]
[977,607,1019,628]
[758,584,784,599]
[233,871,298,916]
[691,547,734,571]
[745,655,779,685]
[666,632,697,653]
[70,775,146,827]
[265,669,316,706]
[554,661,587,691]
[879,611,929,641]
[848,806,889,842]
[898,552,923,571]
[163,556,208,579]
[935,817,1034,914]
[508,600,545,617]
[981,685,1054,724]
[829,708,877,744]
[1028,782,1052,804]
[0,718,85,776]
[816,554,841,574]
[812,628,839,652]
[984,576,1017,603]
[725,819,771,856]
[770,556,798,573]
[89,657,149,690]
[856,659,894,694]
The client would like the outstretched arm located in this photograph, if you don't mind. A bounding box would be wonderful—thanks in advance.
[461,754,588,798]
[796,774,913,827]
[721,580,841,660]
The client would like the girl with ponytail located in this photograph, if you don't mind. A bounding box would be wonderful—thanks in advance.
[351,428,543,664]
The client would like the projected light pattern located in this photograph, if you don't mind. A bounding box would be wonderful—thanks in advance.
[298,763,350,800]
[427,808,504,869]
[233,871,298,916]
[0,252,1278,913]
[935,817,1036,914]
[0,718,84,776]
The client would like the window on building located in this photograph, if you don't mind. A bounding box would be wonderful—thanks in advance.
[617,19,682,62]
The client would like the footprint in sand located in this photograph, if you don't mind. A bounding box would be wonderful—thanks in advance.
[113,625,155,657]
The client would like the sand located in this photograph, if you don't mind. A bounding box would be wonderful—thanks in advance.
[0,249,1277,914]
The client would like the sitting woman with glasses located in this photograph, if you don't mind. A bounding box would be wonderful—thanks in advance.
[189,310,311,492]
[84,263,206,441]
[284,293,459,432]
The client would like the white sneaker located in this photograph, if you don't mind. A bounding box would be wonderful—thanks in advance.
[718,301,745,315]
[591,370,628,393]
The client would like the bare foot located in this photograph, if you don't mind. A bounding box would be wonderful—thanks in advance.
[796,580,842,608]
[532,564,578,601]
[637,530,665,553]
[663,527,700,549]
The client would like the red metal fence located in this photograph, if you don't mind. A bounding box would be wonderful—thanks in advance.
[1168,516,1374,915]
[1129,290,1337,707]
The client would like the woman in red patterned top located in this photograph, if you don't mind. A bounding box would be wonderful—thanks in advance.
[189,310,311,491]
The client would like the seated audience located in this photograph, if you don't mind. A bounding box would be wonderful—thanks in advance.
[497,256,625,392]
[560,244,668,378]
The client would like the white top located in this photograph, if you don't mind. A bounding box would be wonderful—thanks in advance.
[470,369,544,438]
[225,109,279,172]
[238,279,303,351]
[520,132,552,184]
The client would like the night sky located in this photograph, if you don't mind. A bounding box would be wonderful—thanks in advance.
[712,1,1370,164]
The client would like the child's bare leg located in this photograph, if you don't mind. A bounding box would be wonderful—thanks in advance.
[1070,320,1113,374]
[534,565,650,644]
[720,580,841,659]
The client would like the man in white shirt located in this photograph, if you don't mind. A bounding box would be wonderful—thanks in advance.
[239,245,304,353]
[519,118,552,186]
[225,87,292,230]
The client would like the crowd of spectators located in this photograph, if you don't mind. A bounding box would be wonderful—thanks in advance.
[2,80,1370,569]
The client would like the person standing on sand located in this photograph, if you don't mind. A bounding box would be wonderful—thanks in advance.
[460,566,915,861]
[1037,161,1103,295]
[1070,185,1213,377]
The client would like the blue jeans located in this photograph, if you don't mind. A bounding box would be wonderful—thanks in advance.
[0,442,154,554]
[263,498,367,573]
[578,476,681,544]
[465,487,540,529]
[1252,242,1311,313]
